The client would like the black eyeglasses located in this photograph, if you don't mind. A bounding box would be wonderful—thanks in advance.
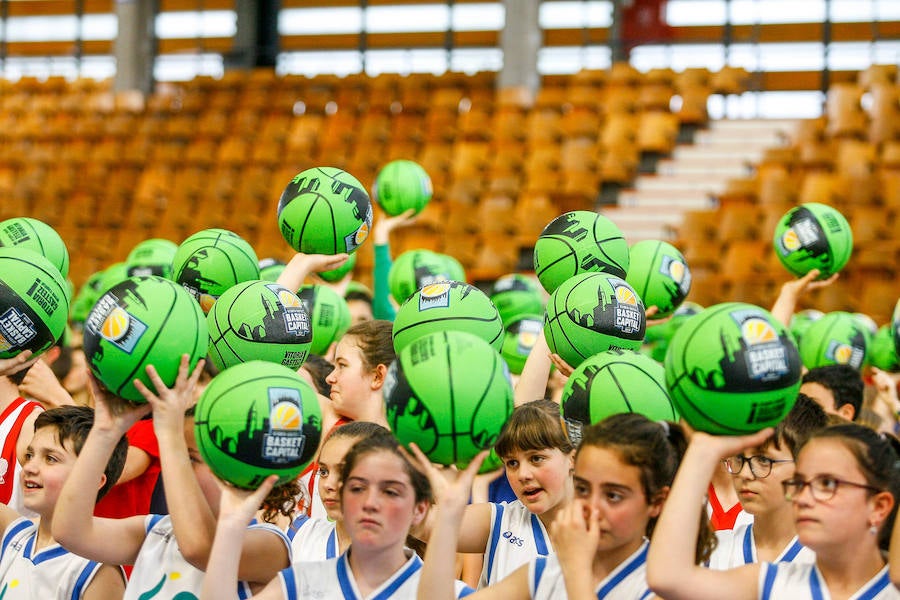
[782,475,882,502]
[723,455,794,479]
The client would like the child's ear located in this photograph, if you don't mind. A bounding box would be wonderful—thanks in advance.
[371,364,388,390]
[97,473,107,494]
[411,499,430,527]
[648,486,670,518]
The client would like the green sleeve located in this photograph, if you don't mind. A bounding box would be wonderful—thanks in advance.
[373,243,396,321]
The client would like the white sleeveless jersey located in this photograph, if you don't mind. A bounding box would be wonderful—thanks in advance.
[528,539,653,600]
[709,524,815,569]
[287,514,339,562]
[125,514,290,600]
[479,500,553,589]
[759,562,899,600]
[0,517,105,599]
[279,549,473,600]
[299,467,328,519]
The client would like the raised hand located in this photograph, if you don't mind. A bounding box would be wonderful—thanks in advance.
[133,354,205,437]
[0,350,38,377]
[88,374,151,436]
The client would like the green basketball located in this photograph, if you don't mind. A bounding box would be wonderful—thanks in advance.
[665,302,802,435]
[258,258,286,282]
[384,330,513,468]
[389,249,467,304]
[296,284,352,356]
[392,281,503,354]
[533,211,629,294]
[643,301,702,363]
[373,160,433,216]
[277,167,373,255]
[172,229,260,314]
[0,217,69,279]
[83,276,208,402]
[97,262,128,295]
[0,248,69,359]
[500,314,544,375]
[626,240,691,318]
[870,325,900,372]
[561,348,677,444]
[799,311,868,370]
[773,203,853,278]
[194,361,322,489]
[490,274,545,327]
[70,270,106,325]
[789,309,824,347]
[208,280,313,371]
[544,272,645,368]
[126,238,178,279]
[318,253,356,283]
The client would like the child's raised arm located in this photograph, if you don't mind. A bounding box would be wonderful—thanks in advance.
[139,356,289,584]
[276,252,350,293]
[647,430,771,600]
[51,377,151,565]
[201,475,279,600]
[514,329,553,407]
[769,269,837,327]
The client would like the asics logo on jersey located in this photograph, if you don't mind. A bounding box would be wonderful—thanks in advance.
[502,531,525,547]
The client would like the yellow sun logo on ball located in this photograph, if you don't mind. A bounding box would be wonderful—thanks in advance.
[833,344,854,364]
[270,401,302,430]
[782,229,801,251]
[278,290,302,308]
[101,307,131,342]
[668,260,686,283]
[354,222,370,246]
[421,283,451,298]
[614,286,638,305]
[742,318,778,345]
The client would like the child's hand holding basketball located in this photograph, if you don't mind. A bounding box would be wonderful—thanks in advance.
[88,373,151,436]
[689,427,775,461]
[406,443,488,513]
[134,354,205,438]
[216,475,279,529]
[0,350,37,377]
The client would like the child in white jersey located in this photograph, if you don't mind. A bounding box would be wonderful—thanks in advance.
[416,412,709,599]
[0,405,127,599]
[203,430,473,599]
[52,356,293,598]
[288,421,390,561]
[708,394,827,569]
[648,423,900,599]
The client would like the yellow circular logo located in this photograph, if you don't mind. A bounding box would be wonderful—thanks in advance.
[101,307,130,342]
[270,401,302,430]
[741,318,778,344]
[421,283,451,298]
[833,344,853,364]
[199,293,217,313]
[354,222,370,245]
[278,290,302,308]
[614,286,638,305]
[782,229,801,251]
[668,260,686,284]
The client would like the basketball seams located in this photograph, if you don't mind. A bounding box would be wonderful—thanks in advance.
[445,332,459,464]
[296,195,319,254]
[605,367,634,414]
[639,242,663,307]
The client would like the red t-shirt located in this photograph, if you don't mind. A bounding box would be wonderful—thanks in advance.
[707,483,745,531]
[94,419,161,519]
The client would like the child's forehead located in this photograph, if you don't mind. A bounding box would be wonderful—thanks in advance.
[30,426,76,454]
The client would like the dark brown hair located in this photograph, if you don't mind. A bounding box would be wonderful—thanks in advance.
[343,320,395,372]
[494,399,574,459]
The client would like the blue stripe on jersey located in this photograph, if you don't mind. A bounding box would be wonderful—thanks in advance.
[280,566,299,600]
[858,568,892,600]
[596,543,648,598]
[486,503,505,581]
[530,514,549,556]
[532,556,547,593]
[779,539,803,563]
[809,566,824,600]
[327,529,338,559]
[0,520,31,560]
[458,584,476,598]
[145,514,165,535]
[638,588,654,600]
[238,580,252,600]
[337,554,357,599]
[761,564,778,600]
[70,560,99,600]
[371,555,422,600]
[287,514,310,541]
[32,545,69,565]
[742,526,754,564]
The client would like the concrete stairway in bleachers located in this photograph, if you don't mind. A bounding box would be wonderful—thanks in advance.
[600,119,798,243]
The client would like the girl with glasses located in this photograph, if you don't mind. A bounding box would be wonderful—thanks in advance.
[708,395,827,569]
[648,422,900,599]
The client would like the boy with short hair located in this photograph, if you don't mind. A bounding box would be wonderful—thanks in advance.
[0,405,127,598]
[708,394,829,568]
